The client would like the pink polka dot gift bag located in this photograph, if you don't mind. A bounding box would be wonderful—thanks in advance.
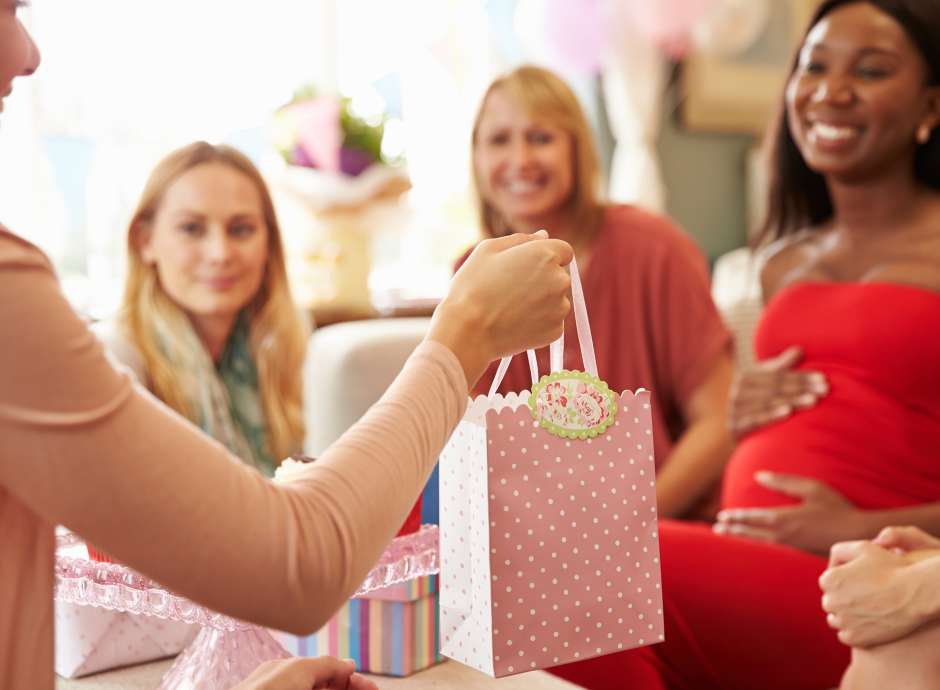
[439,258,664,677]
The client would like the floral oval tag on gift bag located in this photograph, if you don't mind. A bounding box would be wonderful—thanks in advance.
[529,370,618,439]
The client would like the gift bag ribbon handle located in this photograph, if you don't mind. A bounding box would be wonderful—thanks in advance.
[488,255,596,397]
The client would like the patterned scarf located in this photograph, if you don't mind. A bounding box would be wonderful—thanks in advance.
[163,312,275,476]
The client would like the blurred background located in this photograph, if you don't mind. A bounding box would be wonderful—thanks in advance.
[0,0,816,321]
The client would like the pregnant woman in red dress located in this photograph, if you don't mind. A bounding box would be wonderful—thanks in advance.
[551,1,940,688]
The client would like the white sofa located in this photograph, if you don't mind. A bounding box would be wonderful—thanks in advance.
[303,317,432,456]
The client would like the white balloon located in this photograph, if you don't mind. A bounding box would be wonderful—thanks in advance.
[514,0,552,64]
[692,0,771,58]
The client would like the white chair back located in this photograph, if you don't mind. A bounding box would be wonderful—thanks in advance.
[303,317,431,456]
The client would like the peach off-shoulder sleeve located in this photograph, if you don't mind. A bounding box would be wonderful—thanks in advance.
[0,229,466,635]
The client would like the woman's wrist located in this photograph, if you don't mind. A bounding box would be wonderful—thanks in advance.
[426,298,491,392]
[855,510,889,541]
[863,504,940,543]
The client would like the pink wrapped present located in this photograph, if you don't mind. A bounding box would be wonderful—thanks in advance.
[272,574,442,677]
[439,258,664,677]
[54,602,197,678]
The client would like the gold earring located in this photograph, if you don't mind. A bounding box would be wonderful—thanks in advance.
[918,124,932,144]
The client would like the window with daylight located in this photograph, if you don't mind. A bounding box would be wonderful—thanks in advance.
[0,1,497,318]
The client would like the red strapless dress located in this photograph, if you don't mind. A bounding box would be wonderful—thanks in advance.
[725,282,940,510]
[551,283,940,690]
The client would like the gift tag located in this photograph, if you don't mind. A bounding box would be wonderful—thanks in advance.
[528,370,618,439]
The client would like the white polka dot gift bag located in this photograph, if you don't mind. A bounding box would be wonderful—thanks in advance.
[439,257,663,677]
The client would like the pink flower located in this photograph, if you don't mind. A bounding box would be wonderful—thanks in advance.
[574,394,604,426]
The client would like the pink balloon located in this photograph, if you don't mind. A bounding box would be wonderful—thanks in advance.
[542,0,608,74]
[623,0,719,58]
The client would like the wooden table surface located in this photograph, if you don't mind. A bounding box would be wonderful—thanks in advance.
[57,658,581,689]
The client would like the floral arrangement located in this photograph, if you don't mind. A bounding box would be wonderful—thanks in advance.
[268,85,411,314]
[269,85,409,213]
[271,85,400,178]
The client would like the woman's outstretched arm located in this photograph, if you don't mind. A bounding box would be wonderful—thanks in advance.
[0,230,571,634]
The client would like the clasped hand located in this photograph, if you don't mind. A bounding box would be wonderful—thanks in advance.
[819,526,940,648]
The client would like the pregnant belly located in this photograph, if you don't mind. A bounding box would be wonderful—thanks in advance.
[721,379,940,511]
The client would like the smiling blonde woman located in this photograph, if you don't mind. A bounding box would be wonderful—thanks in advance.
[99,142,308,475]
[465,65,735,521]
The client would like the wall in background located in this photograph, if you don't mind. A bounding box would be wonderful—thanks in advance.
[657,80,759,262]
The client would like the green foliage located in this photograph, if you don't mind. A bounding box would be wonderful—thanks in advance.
[339,97,386,163]
[282,85,395,167]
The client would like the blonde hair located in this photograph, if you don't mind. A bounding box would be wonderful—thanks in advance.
[471,64,604,239]
[122,141,308,462]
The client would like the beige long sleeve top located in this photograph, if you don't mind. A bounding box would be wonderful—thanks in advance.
[0,228,467,690]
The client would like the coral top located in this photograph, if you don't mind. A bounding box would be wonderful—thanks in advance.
[723,282,940,510]
[470,205,731,468]
[0,228,467,690]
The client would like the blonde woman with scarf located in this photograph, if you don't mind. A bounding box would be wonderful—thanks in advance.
[55,141,310,680]
[97,141,307,476]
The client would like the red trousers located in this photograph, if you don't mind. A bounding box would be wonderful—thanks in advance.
[549,521,848,690]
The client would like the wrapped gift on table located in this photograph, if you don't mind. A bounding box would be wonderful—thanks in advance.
[54,602,197,678]
[272,574,442,677]
[54,537,200,679]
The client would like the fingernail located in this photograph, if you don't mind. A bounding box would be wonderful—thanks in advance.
[712,523,726,534]
[534,229,548,238]
[795,393,816,406]
[342,658,357,667]
[810,374,828,393]
[756,471,774,483]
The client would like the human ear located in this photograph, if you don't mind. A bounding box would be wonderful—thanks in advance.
[916,86,940,143]
[134,222,156,264]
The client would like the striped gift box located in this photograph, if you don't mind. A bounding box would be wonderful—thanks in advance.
[273,575,442,676]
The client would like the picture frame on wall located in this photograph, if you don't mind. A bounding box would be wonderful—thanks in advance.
[680,0,819,136]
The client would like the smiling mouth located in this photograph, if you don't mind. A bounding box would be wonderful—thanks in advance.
[502,179,544,195]
[808,121,863,145]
